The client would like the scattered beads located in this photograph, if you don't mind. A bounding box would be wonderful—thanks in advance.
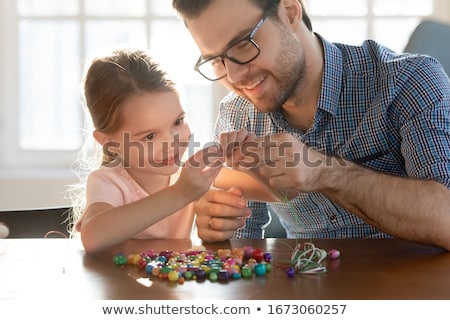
[113,246,272,284]
[113,243,340,284]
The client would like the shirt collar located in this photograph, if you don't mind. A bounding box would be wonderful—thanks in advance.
[316,33,343,117]
[270,34,343,129]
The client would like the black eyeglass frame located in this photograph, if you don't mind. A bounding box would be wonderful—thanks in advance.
[194,7,271,81]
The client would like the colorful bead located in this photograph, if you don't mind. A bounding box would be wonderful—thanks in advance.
[254,263,267,276]
[218,270,229,282]
[128,254,141,265]
[183,270,193,280]
[287,267,296,277]
[241,266,252,278]
[167,270,179,282]
[151,267,161,277]
[209,272,218,282]
[137,259,147,269]
[113,254,127,266]
[195,269,207,281]
[252,248,264,262]
[243,246,254,259]
[328,249,340,260]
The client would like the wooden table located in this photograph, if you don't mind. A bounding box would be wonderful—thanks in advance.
[1,238,449,300]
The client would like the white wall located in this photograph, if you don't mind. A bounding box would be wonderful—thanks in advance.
[0,169,76,210]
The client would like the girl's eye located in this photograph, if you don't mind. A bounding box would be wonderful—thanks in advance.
[174,117,185,126]
[145,132,156,140]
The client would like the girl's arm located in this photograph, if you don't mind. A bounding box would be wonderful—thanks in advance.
[80,146,223,253]
[80,183,195,253]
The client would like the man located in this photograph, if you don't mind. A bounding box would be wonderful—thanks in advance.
[172,0,450,250]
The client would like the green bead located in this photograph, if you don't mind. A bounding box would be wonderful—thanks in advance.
[113,254,128,266]
[184,271,193,280]
[241,266,252,278]
[209,272,218,282]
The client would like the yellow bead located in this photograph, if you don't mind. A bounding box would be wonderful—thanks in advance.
[168,271,179,282]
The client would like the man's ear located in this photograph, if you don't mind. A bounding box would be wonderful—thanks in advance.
[281,0,302,26]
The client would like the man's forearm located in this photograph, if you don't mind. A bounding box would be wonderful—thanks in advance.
[319,159,450,250]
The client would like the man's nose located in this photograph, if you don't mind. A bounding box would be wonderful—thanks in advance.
[223,59,250,84]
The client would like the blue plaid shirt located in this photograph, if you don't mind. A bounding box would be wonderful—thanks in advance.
[214,35,450,239]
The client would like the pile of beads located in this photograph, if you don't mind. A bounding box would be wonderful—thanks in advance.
[113,246,272,284]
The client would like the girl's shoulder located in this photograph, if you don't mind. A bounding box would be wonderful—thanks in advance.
[87,165,135,190]
[89,165,128,180]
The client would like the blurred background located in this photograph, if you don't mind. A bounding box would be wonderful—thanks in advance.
[1,0,449,209]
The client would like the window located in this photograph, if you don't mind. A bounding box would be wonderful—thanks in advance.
[0,0,214,169]
[0,0,443,171]
[305,0,434,52]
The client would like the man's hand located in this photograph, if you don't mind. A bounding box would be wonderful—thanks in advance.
[195,186,251,242]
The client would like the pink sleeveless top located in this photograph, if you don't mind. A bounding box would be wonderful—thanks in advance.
[76,166,195,239]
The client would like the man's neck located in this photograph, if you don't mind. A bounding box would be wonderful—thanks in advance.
[282,33,324,133]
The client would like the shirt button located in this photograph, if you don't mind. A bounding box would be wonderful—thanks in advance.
[329,215,336,221]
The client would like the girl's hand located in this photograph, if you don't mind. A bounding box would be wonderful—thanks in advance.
[175,145,224,201]
[219,128,257,169]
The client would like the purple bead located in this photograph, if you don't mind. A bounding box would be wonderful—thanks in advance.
[218,270,229,282]
[195,269,207,281]
[263,252,272,262]
[287,267,296,278]
[243,246,254,259]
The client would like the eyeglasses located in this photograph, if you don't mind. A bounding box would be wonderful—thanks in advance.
[194,8,270,81]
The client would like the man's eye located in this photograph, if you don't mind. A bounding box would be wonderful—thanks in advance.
[210,57,223,67]
[234,40,252,51]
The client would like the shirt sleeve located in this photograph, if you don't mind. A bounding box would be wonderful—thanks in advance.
[85,169,126,208]
[394,56,450,188]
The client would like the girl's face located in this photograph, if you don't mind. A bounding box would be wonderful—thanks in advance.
[109,91,191,176]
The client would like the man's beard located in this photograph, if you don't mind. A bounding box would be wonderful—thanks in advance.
[246,28,306,113]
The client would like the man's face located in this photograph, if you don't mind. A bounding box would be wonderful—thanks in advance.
[186,0,306,113]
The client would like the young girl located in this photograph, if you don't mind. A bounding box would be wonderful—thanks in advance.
[71,49,279,253]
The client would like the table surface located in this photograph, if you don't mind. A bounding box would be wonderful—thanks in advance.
[1,237,449,300]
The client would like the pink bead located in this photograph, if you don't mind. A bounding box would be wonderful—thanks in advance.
[328,249,340,260]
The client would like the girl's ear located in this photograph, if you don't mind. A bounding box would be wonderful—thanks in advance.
[93,130,109,146]
[94,130,121,157]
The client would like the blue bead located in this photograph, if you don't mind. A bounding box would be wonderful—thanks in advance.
[254,263,267,276]
[145,264,154,274]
